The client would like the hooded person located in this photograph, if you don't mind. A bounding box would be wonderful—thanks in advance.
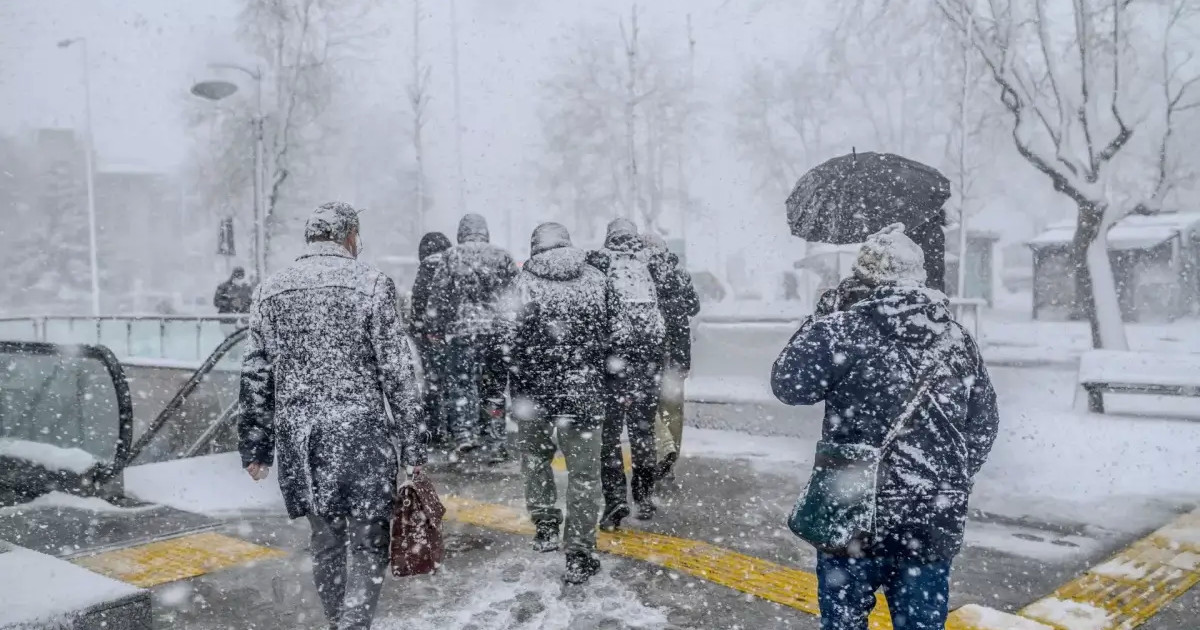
[638,234,700,483]
[432,213,520,459]
[770,223,998,630]
[587,219,667,528]
[511,222,608,584]
[214,266,254,314]
[238,201,427,630]
[411,231,453,445]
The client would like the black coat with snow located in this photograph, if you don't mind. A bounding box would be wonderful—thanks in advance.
[431,215,519,337]
[410,232,452,336]
[642,246,701,371]
[239,241,427,522]
[586,223,667,356]
[214,278,253,314]
[771,285,999,561]
[511,229,609,423]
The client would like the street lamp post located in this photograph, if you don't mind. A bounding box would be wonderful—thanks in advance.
[57,37,101,316]
[191,63,267,282]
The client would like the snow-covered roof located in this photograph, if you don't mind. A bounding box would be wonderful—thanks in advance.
[1028,212,1200,251]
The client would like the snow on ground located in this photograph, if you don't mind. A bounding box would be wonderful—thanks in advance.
[379,554,669,630]
[0,491,157,515]
[1022,598,1113,630]
[123,452,286,515]
[953,604,1054,630]
[0,438,98,474]
[0,544,143,627]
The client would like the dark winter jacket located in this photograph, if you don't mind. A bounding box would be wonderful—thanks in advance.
[641,240,701,371]
[511,223,608,423]
[431,214,519,337]
[411,232,452,336]
[586,219,667,357]
[771,284,998,561]
[239,241,427,522]
[214,277,253,314]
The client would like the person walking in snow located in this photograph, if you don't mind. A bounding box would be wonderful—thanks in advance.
[771,224,998,630]
[511,222,607,584]
[588,219,666,529]
[432,213,520,462]
[239,201,427,630]
[639,234,700,484]
[411,232,453,447]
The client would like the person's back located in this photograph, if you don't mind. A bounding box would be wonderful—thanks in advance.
[771,224,998,630]
[433,213,519,457]
[512,225,607,414]
[434,214,518,337]
[511,222,607,584]
[239,201,424,630]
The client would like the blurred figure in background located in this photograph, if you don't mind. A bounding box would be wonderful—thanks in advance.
[640,234,700,485]
[214,266,254,337]
[411,232,453,448]
[432,213,519,463]
[511,222,607,584]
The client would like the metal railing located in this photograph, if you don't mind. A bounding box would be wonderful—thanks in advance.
[0,314,248,364]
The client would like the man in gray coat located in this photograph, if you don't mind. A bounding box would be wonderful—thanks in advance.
[239,201,426,630]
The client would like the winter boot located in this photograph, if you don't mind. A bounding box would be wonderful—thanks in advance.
[564,551,601,585]
[599,503,630,532]
[635,498,657,521]
[532,522,560,553]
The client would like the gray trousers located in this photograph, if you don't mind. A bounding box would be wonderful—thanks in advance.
[307,515,390,630]
[519,407,602,554]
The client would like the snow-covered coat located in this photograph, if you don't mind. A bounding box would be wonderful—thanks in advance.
[641,243,701,371]
[586,221,667,357]
[771,284,999,561]
[511,225,608,423]
[431,214,519,337]
[239,241,427,522]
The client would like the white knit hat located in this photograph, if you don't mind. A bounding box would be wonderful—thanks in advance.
[852,223,926,287]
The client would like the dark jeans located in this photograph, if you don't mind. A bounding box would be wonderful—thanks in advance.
[479,334,510,447]
[418,336,449,442]
[307,515,390,630]
[816,553,951,630]
[447,333,509,446]
[601,351,662,507]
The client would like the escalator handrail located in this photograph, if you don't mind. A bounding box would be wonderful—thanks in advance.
[0,341,135,479]
[124,328,248,468]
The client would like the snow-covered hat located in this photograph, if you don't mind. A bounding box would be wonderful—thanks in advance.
[852,223,926,287]
[305,201,360,242]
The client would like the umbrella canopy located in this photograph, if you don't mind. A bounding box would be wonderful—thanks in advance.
[786,151,951,245]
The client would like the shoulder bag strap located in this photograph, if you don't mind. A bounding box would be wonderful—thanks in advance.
[879,338,948,453]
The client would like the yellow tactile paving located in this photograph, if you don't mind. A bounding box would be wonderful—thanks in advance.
[551,446,631,472]
[72,532,287,588]
[1012,508,1200,630]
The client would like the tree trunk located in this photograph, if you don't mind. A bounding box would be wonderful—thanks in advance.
[1071,201,1129,350]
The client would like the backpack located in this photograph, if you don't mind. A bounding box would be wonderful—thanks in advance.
[606,251,665,351]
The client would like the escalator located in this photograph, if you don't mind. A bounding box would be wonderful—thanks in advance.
[0,330,249,557]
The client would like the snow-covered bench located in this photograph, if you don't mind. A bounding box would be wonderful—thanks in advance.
[1077,350,1200,413]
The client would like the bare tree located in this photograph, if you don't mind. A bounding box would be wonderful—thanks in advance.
[237,0,377,264]
[935,0,1200,349]
[538,14,696,238]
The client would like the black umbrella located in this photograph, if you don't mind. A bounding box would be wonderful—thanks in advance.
[786,151,950,245]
